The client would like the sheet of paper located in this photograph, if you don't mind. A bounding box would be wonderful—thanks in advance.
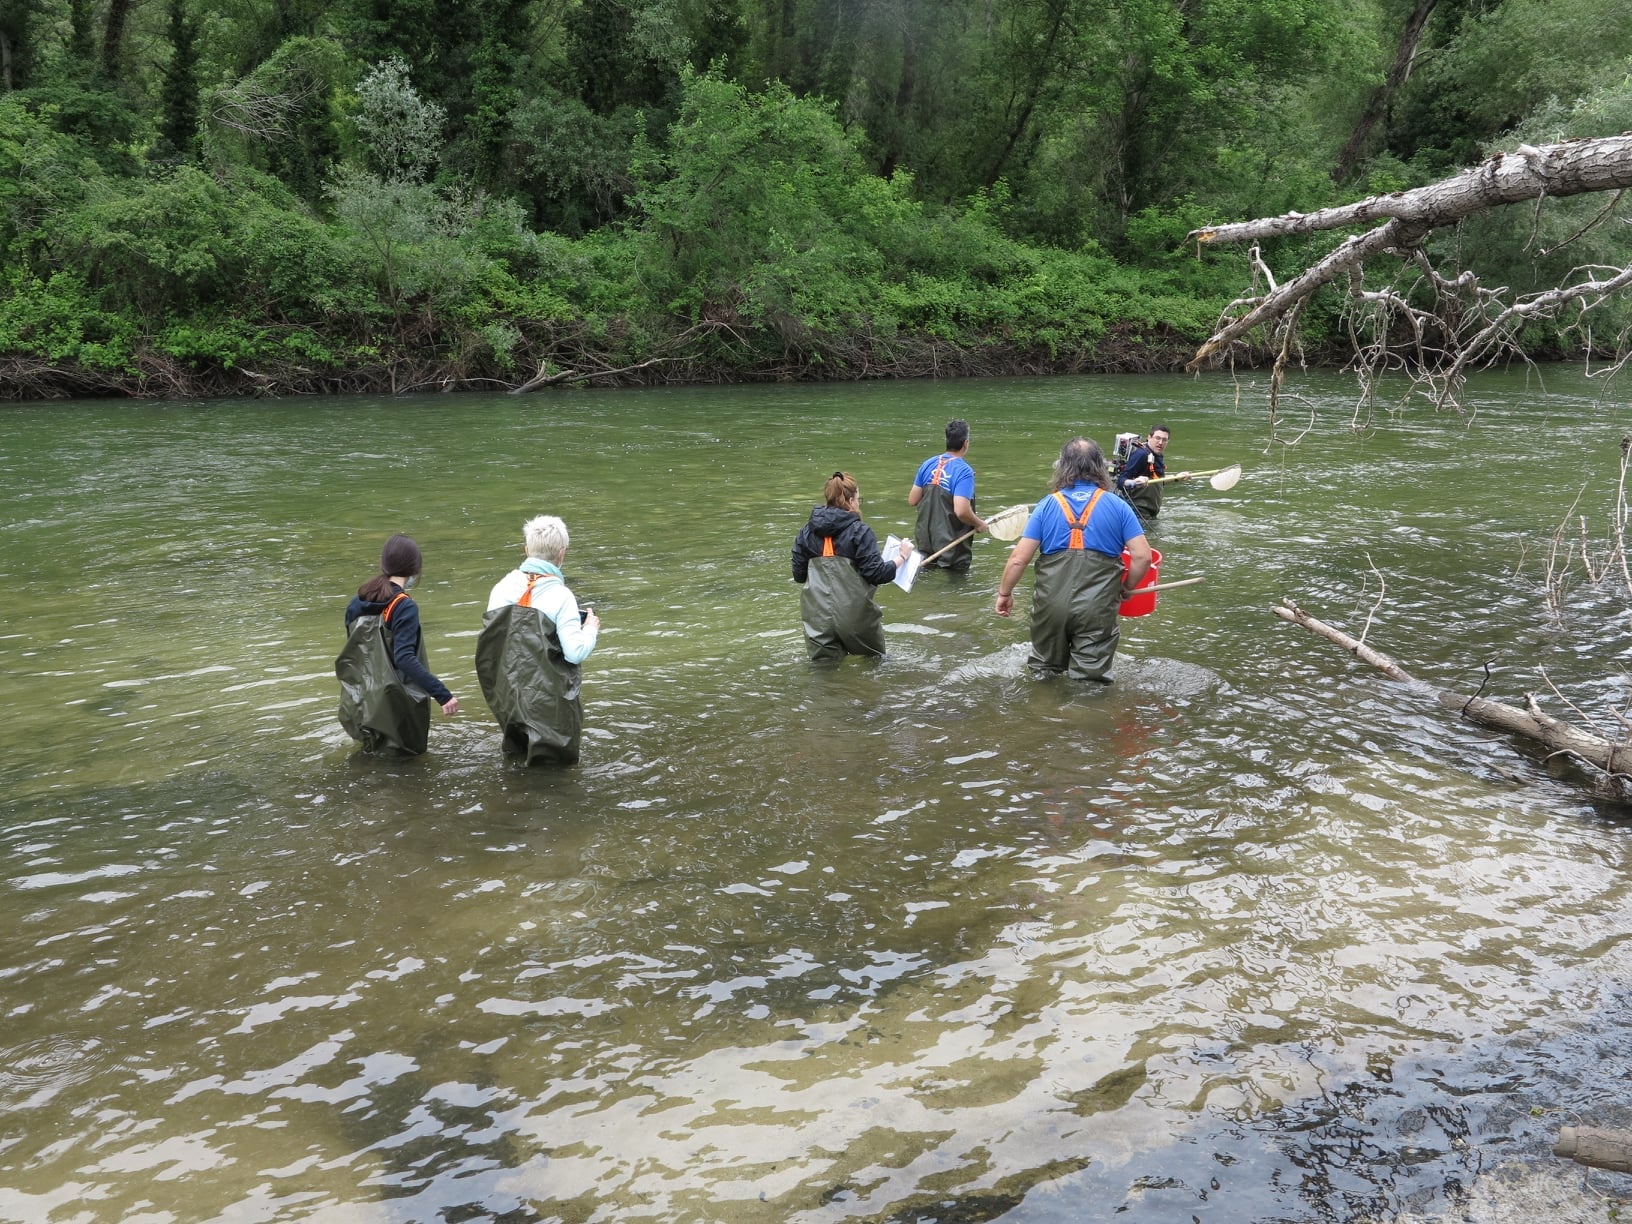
[882,536,924,592]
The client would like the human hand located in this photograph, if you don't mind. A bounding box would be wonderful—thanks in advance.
[994,591,1014,617]
[584,608,601,633]
[898,541,913,562]
[441,696,460,716]
[1178,471,1193,480]
[1127,476,1148,487]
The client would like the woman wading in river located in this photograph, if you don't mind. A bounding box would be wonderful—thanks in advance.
[791,470,913,662]
[336,534,460,756]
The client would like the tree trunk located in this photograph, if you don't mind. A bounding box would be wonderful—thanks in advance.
[880,0,916,179]
[1332,0,1439,183]
[1201,136,1632,249]
[69,0,95,61]
[982,0,1068,189]
[103,0,135,79]
[1274,600,1632,804]
[0,28,11,92]
[1555,1128,1632,1174]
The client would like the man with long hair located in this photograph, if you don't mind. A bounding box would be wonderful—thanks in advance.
[995,438,1152,680]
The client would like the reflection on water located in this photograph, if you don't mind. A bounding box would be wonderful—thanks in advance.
[4,372,1632,1221]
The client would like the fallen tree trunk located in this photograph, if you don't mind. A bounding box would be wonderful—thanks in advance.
[1273,599,1632,804]
[1186,135,1632,404]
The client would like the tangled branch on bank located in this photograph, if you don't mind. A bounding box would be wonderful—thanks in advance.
[0,319,1220,402]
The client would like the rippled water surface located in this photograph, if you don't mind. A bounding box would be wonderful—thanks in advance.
[5,370,1632,1222]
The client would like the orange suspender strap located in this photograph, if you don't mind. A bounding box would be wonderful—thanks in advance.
[929,455,951,488]
[381,592,409,624]
[516,571,565,609]
[820,537,836,557]
[1050,489,1103,550]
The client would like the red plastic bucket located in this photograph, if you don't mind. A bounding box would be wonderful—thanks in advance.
[1118,548,1161,617]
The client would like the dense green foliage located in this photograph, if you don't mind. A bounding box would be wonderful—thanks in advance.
[0,0,1628,395]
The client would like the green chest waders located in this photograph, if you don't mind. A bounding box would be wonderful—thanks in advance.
[1029,490,1124,680]
[475,574,583,766]
[335,592,432,756]
[801,538,887,661]
[1124,480,1163,522]
[914,455,975,570]
[1125,453,1164,522]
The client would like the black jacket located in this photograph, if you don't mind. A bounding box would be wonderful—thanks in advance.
[791,506,898,587]
[344,587,454,704]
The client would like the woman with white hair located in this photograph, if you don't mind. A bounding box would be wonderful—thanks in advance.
[475,515,600,765]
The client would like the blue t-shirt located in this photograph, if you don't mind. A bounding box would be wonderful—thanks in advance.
[914,453,975,501]
[1023,483,1146,557]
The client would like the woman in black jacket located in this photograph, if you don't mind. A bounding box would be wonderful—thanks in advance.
[336,534,459,755]
[791,472,913,661]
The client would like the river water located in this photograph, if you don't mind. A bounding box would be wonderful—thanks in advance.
[3,369,1632,1222]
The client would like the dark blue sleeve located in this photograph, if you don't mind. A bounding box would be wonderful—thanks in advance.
[386,597,453,704]
[791,530,810,584]
[1117,447,1150,490]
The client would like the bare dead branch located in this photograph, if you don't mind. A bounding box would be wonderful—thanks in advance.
[1357,553,1386,645]
[508,356,672,394]
[1539,190,1627,257]
[1188,137,1632,405]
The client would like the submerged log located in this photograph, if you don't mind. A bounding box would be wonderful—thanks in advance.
[1555,1126,1632,1174]
[1273,599,1632,804]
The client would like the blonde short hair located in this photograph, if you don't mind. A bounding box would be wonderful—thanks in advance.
[523,514,569,562]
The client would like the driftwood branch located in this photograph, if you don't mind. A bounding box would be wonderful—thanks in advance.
[1273,598,1632,803]
[509,356,672,395]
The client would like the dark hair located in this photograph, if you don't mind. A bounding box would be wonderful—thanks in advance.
[1149,423,1171,438]
[823,470,859,508]
[358,533,422,602]
[945,418,970,451]
[1050,437,1112,492]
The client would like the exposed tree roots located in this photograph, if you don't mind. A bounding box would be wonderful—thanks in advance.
[0,323,1275,401]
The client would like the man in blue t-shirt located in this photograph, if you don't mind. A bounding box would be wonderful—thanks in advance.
[908,418,989,571]
[995,436,1152,680]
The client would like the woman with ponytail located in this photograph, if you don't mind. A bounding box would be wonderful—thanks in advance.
[791,471,912,662]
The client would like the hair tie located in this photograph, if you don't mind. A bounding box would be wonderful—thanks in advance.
[832,471,844,479]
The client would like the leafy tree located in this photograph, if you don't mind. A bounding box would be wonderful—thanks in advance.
[443,0,532,188]
[1388,0,1632,172]
[351,56,444,181]
[102,0,142,80]
[6,84,145,175]
[0,93,101,257]
[507,87,641,234]
[630,71,921,334]
[0,0,36,90]
[567,0,679,115]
